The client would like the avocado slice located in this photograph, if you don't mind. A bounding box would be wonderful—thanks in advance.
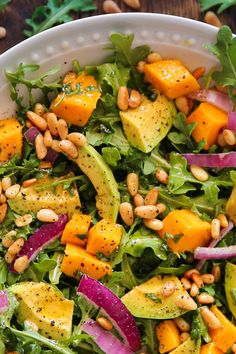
[169,338,200,354]
[72,144,120,223]
[120,92,176,153]
[226,187,236,224]
[225,262,236,319]
[11,282,74,340]
[8,173,80,217]
[121,275,189,319]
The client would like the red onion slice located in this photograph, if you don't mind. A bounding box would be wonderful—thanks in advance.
[77,275,141,352]
[0,290,8,313]
[182,152,236,168]
[188,89,233,112]
[228,111,236,131]
[82,319,134,354]
[195,245,236,260]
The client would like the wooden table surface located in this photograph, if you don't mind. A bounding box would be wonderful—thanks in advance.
[0,0,235,54]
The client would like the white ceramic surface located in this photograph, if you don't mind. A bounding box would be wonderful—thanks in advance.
[0,13,219,118]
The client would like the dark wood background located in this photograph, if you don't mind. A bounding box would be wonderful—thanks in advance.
[0,0,235,54]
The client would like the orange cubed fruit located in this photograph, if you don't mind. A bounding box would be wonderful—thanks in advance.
[61,213,91,246]
[200,342,224,354]
[156,320,181,353]
[0,118,23,164]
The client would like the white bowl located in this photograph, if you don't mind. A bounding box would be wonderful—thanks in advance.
[0,13,218,118]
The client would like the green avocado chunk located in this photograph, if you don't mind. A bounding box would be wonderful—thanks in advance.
[11,282,74,340]
[121,275,190,319]
[120,92,176,153]
[72,144,120,223]
[8,173,80,217]
[226,187,236,224]
[169,338,200,354]
[225,262,236,319]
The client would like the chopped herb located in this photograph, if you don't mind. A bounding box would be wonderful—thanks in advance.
[145,293,162,303]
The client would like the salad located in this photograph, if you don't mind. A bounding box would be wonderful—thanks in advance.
[0,24,236,354]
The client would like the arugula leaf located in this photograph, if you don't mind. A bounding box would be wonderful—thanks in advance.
[49,252,63,285]
[191,310,211,343]
[24,0,96,37]
[102,147,121,167]
[0,154,41,180]
[200,0,236,13]
[121,254,140,289]
[0,0,10,11]
[97,63,130,96]
[139,319,159,354]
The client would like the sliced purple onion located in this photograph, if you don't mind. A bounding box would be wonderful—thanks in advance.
[194,245,236,260]
[228,111,236,131]
[45,148,59,164]
[9,214,68,273]
[188,89,233,112]
[0,290,8,313]
[182,152,236,168]
[82,319,134,354]
[77,275,141,352]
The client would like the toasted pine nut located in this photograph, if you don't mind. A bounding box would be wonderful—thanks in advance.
[22,178,37,188]
[39,161,52,169]
[0,194,6,204]
[0,203,7,223]
[190,164,208,182]
[200,307,221,329]
[67,132,87,147]
[0,26,7,39]
[156,203,167,215]
[146,52,162,63]
[103,0,122,13]
[2,176,11,191]
[46,112,58,136]
[145,187,158,206]
[175,295,197,311]
[24,319,39,332]
[134,205,158,219]
[2,230,17,248]
[15,214,32,227]
[35,134,47,160]
[180,277,191,290]
[201,273,215,284]
[59,140,78,159]
[57,119,68,140]
[119,202,134,226]
[156,169,169,184]
[232,344,236,354]
[14,255,29,273]
[197,293,215,304]
[8,238,24,255]
[211,265,221,282]
[190,283,199,297]
[34,103,45,116]
[51,139,62,153]
[143,218,163,231]
[128,89,141,109]
[127,173,139,196]
[192,273,204,288]
[175,96,190,116]
[133,193,144,207]
[204,11,222,28]
[122,0,140,9]
[184,268,199,279]
[37,209,59,223]
[217,213,229,228]
[97,317,113,331]
[180,332,190,343]
[117,86,129,111]
[161,281,175,297]
[43,129,53,147]
[5,251,15,264]
[26,111,47,131]
[5,184,20,199]
[192,67,206,80]
[222,129,236,146]
[174,317,190,332]
[26,120,33,128]
[211,218,221,240]
[217,132,226,147]
[136,60,145,73]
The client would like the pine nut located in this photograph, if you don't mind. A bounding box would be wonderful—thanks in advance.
[217,132,226,147]
[59,140,78,159]
[5,251,15,264]
[136,61,145,73]
[161,281,175,297]
[128,90,141,109]
[2,230,17,248]
[67,132,87,147]
[201,274,215,284]
[156,169,169,184]
[133,193,144,207]
[145,187,158,205]
[211,218,221,240]
[15,214,32,227]
[57,119,68,140]
[134,205,158,219]
[26,111,47,131]
[117,86,129,111]
[24,319,39,332]
[232,344,236,354]
[211,265,221,282]
[192,273,204,288]
[22,178,37,188]
[37,209,59,223]
[197,293,215,304]
[180,277,191,290]
[51,139,62,153]
[97,317,113,331]
[175,295,197,311]
[143,218,163,231]
[174,317,190,332]
[190,164,208,182]
[119,202,134,226]
[217,213,229,228]
[223,129,236,146]
[46,112,58,136]
[2,176,11,191]
[43,129,53,147]
[0,194,6,204]
[34,103,45,116]
[26,120,33,128]
[204,11,222,27]
[179,332,190,343]
[175,96,190,116]
[103,0,122,13]
[39,161,52,169]
[122,0,140,9]
[0,26,7,39]
[190,283,199,297]
[192,67,206,80]
[200,307,221,329]
[156,203,167,214]
[35,134,47,160]
[8,238,25,255]
[127,173,139,196]
[14,256,29,273]
[146,52,162,63]
[0,203,7,223]
[5,184,20,199]
[184,268,199,279]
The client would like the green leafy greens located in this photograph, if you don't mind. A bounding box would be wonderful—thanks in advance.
[200,0,236,13]
[0,0,11,11]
